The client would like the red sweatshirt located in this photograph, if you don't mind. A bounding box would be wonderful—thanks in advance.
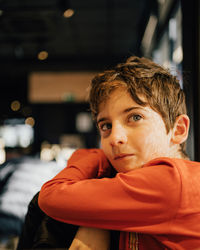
[38,149,200,249]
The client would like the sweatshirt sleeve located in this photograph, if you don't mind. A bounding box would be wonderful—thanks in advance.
[57,148,113,180]
[38,152,181,233]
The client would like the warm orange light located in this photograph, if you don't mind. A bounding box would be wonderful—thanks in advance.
[63,9,74,18]
[11,100,21,111]
[38,51,48,60]
[25,117,35,127]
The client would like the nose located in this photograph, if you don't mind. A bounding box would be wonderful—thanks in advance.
[109,123,128,147]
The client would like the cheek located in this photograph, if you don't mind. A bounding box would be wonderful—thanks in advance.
[101,139,111,158]
[134,124,169,157]
[142,135,161,155]
[143,132,170,158]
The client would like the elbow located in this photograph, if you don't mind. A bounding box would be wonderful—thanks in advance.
[38,183,68,220]
[38,183,56,216]
[38,187,49,214]
[38,180,76,222]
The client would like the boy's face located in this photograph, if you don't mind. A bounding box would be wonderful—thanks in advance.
[97,88,175,173]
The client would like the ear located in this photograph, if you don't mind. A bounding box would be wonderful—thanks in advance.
[171,114,190,145]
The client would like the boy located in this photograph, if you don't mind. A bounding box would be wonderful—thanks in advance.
[38,56,200,249]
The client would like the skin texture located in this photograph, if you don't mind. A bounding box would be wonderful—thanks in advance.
[97,88,184,173]
[69,227,110,250]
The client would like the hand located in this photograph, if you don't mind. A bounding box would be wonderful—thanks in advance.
[69,226,110,250]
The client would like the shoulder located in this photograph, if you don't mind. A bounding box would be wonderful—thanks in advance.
[115,158,187,215]
[116,158,193,196]
[124,157,200,194]
[143,157,200,176]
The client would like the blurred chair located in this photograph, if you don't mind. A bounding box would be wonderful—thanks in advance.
[0,156,64,248]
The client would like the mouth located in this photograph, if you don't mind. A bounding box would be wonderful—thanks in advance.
[114,154,134,160]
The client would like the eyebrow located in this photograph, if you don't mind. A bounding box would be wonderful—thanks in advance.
[97,106,145,125]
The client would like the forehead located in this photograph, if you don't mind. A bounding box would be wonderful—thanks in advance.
[97,88,147,118]
[99,87,143,107]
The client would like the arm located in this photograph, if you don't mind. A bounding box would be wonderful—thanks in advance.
[69,227,110,250]
[43,149,112,249]
[66,148,113,179]
[38,152,181,233]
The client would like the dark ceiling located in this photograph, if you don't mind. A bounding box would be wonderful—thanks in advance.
[0,0,158,75]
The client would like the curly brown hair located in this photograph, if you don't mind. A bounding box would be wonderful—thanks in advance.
[89,56,187,157]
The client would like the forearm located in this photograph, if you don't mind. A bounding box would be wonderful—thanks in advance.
[38,148,115,228]
[69,227,110,250]
[38,156,180,232]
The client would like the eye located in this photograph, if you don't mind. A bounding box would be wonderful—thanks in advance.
[129,114,142,122]
[99,123,112,132]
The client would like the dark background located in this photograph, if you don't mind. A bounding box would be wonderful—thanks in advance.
[0,0,199,160]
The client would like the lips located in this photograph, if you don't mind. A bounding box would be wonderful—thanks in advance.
[114,153,134,160]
